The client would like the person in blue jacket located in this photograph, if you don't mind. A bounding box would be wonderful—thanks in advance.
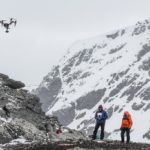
[92,105,108,140]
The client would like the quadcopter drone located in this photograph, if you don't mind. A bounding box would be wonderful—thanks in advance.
[0,18,17,33]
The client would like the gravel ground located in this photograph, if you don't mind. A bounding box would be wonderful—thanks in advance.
[1,140,150,150]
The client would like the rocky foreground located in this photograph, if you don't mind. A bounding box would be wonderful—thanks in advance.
[1,73,150,150]
[1,140,150,150]
[0,73,86,148]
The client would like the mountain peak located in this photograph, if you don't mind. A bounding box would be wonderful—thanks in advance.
[35,18,150,143]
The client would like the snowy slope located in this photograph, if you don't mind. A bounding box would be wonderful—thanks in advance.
[35,18,150,143]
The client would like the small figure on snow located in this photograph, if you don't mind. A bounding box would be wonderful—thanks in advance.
[92,105,108,140]
[120,111,133,143]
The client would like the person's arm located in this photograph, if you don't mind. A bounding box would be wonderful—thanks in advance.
[104,111,108,119]
[120,119,123,130]
[102,111,108,120]
[129,116,133,129]
[95,112,97,120]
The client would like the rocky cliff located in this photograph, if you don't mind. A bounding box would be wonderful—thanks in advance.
[35,18,150,143]
[0,73,86,148]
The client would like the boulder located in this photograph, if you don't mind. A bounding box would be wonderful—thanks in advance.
[0,73,9,80]
[0,74,87,145]
[3,79,25,89]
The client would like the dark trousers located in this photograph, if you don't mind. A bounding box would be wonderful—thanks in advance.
[93,122,105,140]
[121,128,130,143]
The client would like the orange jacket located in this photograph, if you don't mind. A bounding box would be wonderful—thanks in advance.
[121,111,133,129]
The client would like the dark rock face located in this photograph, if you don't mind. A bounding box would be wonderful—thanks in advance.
[109,76,134,97]
[62,55,78,76]
[144,103,150,111]
[119,75,149,101]
[3,79,25,89]
[132,102,145,111]
[139,57,150,71]
[34,66,62,112]
[37,78,62,111]
[62,48,94,76]
[109,44,126,54]
[106,31,119,39]
[52,103,75,126]
[132,24,146,36]
[132,19,150,36]
[76,89,106,110]
[143,130,150,139]
[108,69,129,85]
[65,71,82,84]
[121,29,126,36]
[107,106,113,119]
[140,87,150,101]
[0,74,25,89]
[80,72,92,79]
[114,105,119,112]
[0,73,9,80]
[122,85,143,102]
[76,112,86,120]
[75,48,94,66]
[137,44,150,61]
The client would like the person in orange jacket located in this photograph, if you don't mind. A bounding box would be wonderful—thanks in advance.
[120,111,133,143]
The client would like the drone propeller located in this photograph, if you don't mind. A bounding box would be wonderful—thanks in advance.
[0,20,6,25]
[13,20,17,26]
[9,17,17,22]
[9,17,16,20]
[9,18,17,26]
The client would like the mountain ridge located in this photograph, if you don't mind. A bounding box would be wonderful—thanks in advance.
[35,18,150,143]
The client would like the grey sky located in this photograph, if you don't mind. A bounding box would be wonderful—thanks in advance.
[0,0,150,87]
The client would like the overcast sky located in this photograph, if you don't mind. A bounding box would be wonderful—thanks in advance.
[0,0,150,88]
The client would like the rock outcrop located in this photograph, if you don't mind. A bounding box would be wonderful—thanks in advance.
[0,73,86,146]
[1,140,150,150]
[0,73,25,89]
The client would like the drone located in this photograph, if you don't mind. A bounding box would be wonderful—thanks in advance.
[0,18,17,33]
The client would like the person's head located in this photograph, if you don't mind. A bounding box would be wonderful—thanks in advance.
[123,111,130,117]
[98,105,103,112]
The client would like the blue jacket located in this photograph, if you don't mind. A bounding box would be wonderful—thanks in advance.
[95,110,108,124]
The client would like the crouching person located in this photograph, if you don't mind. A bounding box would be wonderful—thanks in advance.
[120,111,133,143]
[92,105,108,140]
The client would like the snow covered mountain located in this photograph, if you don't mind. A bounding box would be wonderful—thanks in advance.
[35,18,150,143]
